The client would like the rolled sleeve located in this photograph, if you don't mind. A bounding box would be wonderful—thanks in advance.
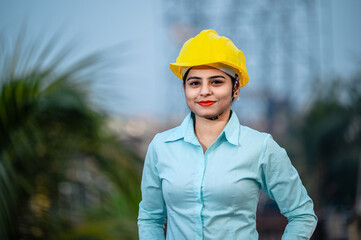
[259,135,318,239]
[138,135,167,240]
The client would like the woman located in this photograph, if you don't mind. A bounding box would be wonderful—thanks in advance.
[138,29,317,239]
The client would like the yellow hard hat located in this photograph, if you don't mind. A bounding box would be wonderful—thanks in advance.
[169,29,249,87]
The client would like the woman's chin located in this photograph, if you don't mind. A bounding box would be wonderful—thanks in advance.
[192,110,221,119]
[191,107,232,120]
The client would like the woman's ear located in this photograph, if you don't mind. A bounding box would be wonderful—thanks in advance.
[233,87,240,98]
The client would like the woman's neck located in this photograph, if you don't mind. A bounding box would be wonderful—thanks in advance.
[194,110,231,153]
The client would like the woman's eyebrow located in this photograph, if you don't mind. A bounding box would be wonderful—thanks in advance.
[186,76,202,81]
[186,75,225,81]
[208,75,226,79]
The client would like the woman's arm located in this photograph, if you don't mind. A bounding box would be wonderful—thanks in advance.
[138,135,167,240]
[259,135,318,239]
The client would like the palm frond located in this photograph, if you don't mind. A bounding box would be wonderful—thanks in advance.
[0,30,140,240]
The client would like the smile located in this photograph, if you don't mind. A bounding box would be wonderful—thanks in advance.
[198,100,216,107]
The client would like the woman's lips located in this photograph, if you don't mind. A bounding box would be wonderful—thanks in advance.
[198,100,216,106]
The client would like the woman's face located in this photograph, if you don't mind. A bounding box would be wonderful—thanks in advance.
[183,65,237,120]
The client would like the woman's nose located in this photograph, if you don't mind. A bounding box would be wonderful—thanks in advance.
[200,84,212,96]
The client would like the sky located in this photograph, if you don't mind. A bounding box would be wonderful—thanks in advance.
[0,0,360,120]
[331,0,361,77]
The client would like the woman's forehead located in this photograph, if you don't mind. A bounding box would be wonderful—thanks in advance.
[188,66,228,76]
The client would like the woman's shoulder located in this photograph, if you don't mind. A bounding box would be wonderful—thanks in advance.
[238,124,276,151]
[239,124,271,141]
[150,125,183,145]
[239,125,286,157]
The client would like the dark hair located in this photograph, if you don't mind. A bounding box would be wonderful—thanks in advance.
[182,68,191,86]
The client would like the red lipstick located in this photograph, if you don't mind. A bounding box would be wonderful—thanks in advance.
[198,100,216,106]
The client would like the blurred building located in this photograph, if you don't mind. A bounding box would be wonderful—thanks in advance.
[161,0,333,123]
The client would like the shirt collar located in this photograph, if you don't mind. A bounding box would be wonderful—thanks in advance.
[223,111,241,146]
[165,111,241,146]
[165,112,199,145]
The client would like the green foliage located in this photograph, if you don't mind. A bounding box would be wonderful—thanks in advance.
[295,76,361,207]
[0,33,141,239]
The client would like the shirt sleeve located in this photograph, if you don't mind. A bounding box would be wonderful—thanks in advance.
[259,134,318,240]
[138,135,167,240]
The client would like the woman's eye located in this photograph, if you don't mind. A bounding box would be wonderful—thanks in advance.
[211,80,223,85]
[189,81,200,86]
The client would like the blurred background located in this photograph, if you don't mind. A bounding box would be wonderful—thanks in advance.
[0,0,360,239]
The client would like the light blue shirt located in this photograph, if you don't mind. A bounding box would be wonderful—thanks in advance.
[138,112,317,239]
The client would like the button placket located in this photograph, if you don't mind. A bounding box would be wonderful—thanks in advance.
[198,145,205,239]
[199,143,217,239]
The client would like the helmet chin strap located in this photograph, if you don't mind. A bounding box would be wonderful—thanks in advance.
[206,110,225,120]
[208,116,219,120]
